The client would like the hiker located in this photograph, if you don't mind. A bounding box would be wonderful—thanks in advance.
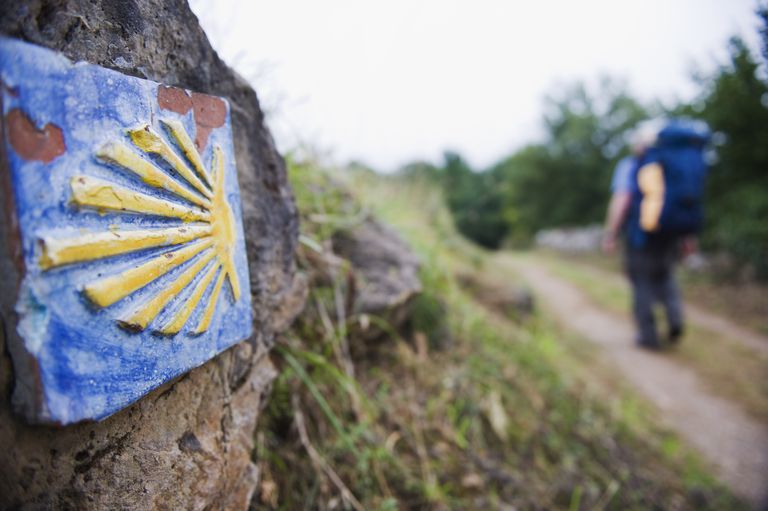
[603,119,710,349]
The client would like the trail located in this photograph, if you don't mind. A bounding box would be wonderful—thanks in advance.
[496,253,768,507]
[555,257,768,356]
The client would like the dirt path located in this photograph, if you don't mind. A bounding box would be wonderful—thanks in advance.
[496,254,768,507]
[556,257,768,356]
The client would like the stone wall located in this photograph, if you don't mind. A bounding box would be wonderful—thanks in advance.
[0,1,303,508]
[534,225,604,254]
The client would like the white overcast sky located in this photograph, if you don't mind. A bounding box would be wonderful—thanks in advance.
[189,1,762,171]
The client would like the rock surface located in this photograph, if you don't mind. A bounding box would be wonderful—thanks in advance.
[457,271,534,319]
[0,1,301,509]
[332,217,421,324]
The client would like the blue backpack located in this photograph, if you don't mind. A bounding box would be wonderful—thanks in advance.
[628,119,711,247]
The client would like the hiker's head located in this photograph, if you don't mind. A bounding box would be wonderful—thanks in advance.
[630,120,664,155]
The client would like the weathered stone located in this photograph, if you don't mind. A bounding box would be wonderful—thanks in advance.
[457,271,534,319]
[0,336,277,510]
[0,0,302,509]
[332,217,421,327]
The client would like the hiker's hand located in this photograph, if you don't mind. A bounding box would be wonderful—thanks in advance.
[602,232,617,254]
[681,236,698,258]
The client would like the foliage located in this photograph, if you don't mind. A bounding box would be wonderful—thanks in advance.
[493,78,648,241]
[498,78,647,234]
[409,78,649,249]
[253,162,744,510]
[687,37,768,278]
[440,152,508,249]
[409,17,768,278]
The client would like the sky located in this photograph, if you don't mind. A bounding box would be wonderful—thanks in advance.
[189,1,762,171]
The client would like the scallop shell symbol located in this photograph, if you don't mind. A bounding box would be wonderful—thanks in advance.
[37,119,241,336]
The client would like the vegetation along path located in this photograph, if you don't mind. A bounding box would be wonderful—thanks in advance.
[496,253,768,507]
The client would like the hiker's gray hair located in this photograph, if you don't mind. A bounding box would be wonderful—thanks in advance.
[630,119,665,153]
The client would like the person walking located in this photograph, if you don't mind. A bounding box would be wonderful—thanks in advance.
[603,120,709,350]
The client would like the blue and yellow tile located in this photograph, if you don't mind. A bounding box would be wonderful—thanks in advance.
[0,37,253,424]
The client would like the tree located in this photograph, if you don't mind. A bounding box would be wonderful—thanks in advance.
[397,160,442,182]
[492,78,648,243]
[441,152,508,249]
[691,36,768,277]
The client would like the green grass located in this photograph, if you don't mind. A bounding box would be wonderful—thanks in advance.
[252,162,746,510]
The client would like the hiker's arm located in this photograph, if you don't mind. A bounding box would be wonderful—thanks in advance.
[602,191,631,254]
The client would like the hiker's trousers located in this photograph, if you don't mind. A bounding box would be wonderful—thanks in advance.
[625,239,683,346]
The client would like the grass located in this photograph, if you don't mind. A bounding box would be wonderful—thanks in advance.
[251,161,746,510]
[538,250,768,423]
[679,271,768,336]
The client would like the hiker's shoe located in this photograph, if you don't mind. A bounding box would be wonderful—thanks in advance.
[668,325,684,345]
[635,335,661,351]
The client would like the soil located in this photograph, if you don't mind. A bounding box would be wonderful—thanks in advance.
[497,253,768,507]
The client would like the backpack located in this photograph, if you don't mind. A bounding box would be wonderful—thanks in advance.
[628,119,710,247]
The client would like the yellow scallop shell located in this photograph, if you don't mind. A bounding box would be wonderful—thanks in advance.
[38,119,240,336]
